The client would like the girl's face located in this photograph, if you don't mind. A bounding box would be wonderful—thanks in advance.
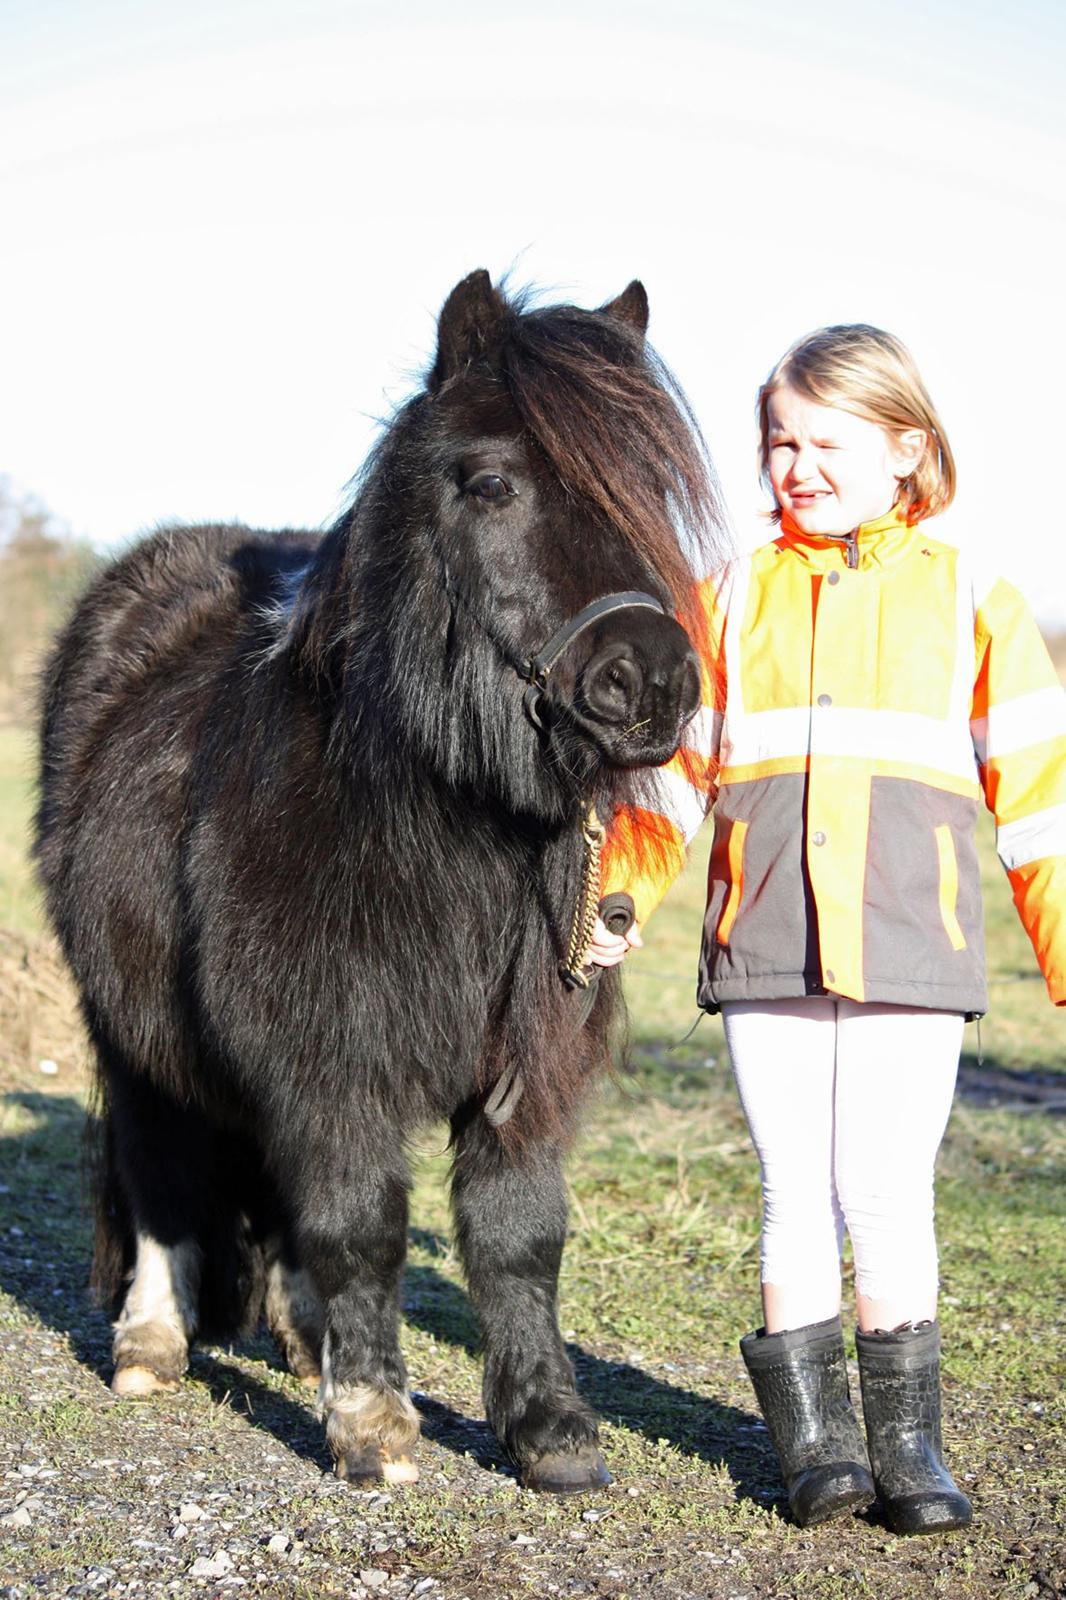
[766,385,925,537]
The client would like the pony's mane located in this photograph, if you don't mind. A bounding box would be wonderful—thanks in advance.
[498,290,731,625]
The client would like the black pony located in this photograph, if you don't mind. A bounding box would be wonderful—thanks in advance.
[36,271,727,1492]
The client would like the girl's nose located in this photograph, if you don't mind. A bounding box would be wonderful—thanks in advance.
[789,443,817,481]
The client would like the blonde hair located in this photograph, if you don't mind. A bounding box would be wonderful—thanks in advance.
[757,324,956,522]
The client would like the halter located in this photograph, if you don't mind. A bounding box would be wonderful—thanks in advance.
[508,589,661,988]
[514,589,659,987]
[517,590,666,730]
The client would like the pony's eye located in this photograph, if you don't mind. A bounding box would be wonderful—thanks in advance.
[465,474,514,502]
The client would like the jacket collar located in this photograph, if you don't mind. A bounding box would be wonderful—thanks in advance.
[775,504,921,571]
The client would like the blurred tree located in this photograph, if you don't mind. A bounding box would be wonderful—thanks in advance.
[0,477,99,726]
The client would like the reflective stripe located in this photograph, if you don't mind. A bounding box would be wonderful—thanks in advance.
[997,803,1066,870]
[970,684,1066,764]
[720,755,980,800]
[657,765,711,843]
[949,550,979,726]
[934,826,967,950]
[722,706,810,767]
[684,704,723,764]
[716,819,747,945]
[722,558,752,717]
[722,704,978,782]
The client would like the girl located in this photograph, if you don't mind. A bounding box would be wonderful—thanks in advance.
[591,324,1066,1534]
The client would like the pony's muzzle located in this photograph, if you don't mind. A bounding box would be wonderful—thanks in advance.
[576,626,700,763]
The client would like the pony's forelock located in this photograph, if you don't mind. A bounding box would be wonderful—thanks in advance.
[498,295,730,636]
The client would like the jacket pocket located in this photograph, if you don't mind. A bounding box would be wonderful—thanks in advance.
[716,818,748,946]
[934,825,967,951]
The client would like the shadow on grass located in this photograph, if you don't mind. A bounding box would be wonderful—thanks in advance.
[189,1347,333,1472]
[956,1055,1066,1113]
[401,1256,771,1503]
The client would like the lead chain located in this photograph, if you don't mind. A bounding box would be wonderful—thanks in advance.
[560,802,606,988]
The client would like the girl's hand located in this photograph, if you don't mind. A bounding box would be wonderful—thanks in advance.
[587,916,643,968]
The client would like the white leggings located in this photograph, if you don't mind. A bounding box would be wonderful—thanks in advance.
[723,997,963,1327]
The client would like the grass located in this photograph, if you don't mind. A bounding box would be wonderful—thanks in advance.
[0,714,1064,1597]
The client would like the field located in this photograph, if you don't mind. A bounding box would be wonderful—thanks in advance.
[0,721,1063,1600]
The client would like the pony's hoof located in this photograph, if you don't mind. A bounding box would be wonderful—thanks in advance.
[335,1444,382,1485]
[111,1364,181,1398]
[335,1444,420,1486]
[522,1447,611,1494]
[381,1452,420,1485]
[277,1337,323,1387]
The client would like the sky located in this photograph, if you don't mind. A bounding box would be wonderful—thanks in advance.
[2,0,1065,623]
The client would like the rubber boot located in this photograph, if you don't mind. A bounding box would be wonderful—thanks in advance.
[740,1316,875,1526]
[855,1320,972,1535]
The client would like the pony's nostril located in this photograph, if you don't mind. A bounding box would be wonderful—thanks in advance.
[582,652,643,721]
[678,654,700,720]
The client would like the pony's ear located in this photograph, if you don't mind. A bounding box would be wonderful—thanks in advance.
[601,280,649,339]
[430,269,507,389]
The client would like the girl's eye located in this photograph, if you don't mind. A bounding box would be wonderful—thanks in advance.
[465,474,514,501]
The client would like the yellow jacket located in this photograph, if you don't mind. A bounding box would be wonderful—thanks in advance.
[602,506,1066,1013]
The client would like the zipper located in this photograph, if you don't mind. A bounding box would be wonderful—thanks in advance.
[844,528,859,569]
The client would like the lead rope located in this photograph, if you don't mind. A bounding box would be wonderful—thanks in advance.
[560,802,606,988]
[485,800,606,1127]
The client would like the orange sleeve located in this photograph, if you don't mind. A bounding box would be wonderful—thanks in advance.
[973,577,1066,1004]
[600,571,727,925]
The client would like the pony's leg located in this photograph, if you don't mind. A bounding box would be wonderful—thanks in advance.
[104,1060,210,1396]
[450,1115,607,1492]
[112,1233,200,1395]
[293,1154,420,1486]
[264,1235,324,1387]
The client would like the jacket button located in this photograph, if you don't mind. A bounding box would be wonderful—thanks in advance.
[812,830,827,846]
[825,968,836,983]
[827,571,840,585]
[817,693,832,708]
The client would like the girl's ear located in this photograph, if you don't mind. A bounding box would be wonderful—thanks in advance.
[893,427,927,478]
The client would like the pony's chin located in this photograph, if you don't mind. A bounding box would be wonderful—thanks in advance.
[609,742,684,770]
[578,725,685,771]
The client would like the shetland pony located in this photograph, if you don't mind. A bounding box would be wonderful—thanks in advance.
[36,271,726,1490]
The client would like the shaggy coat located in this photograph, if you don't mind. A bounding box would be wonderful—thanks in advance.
[35,271,728,1489]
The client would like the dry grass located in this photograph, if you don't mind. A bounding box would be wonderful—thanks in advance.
[0,927,88,1094]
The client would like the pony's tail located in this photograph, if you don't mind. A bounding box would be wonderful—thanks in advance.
[85,1075,132,1317]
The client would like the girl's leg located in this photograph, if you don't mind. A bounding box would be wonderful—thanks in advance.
[724,997,843,1333]
[833,1000,971,1534]
[727,998,874,1525]
[831,1000,962,1333]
